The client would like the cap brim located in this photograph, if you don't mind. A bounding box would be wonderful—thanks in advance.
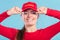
[22,6,37,12]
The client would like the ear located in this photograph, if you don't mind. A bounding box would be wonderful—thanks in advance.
[37,13,39,19]
[36,12,39,19]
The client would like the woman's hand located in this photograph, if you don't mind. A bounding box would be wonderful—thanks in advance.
[7,7,22,15]
[37,7,48,14]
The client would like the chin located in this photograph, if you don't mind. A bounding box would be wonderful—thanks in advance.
[26,23,34,26]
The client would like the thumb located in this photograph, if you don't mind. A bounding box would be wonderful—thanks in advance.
[37,8,43,14]
[15,7,22,14]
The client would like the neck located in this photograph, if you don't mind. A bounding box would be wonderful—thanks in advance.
[25,24,37,32]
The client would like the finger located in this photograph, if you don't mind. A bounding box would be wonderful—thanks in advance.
[15,7,22,13]
[37,8,42,14]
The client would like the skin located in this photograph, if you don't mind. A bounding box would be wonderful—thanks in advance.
[21,9,39,32]
[7,6,47,32]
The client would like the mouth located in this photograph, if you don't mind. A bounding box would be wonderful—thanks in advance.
[27,19,33,22]
[26,18,34,22]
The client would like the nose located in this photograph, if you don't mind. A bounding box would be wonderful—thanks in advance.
[27,13,32,18]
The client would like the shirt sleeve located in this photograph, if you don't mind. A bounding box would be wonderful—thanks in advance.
[46,8,60,20]
[0,11,10,23]
[43,22,60,39]
[43,8,60,39]
[0,11,18,39]
[0,24,18,39]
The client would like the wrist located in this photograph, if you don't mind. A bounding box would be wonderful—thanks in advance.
[7,10,13,15]
[43,8,48,14]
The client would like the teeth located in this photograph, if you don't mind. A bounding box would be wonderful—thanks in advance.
[27,19,32,22]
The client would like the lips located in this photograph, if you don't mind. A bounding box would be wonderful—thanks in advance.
[27,19,33,22]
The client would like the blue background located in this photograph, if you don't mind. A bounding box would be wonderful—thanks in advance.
[0,0,60,40]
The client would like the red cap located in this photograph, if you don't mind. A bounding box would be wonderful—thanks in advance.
[22,2,37,12]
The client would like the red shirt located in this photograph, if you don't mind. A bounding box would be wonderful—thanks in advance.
[0,8,60,40]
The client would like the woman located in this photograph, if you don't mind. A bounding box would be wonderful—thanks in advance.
[0,2,60,40]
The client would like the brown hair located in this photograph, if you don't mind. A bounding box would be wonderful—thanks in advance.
[16,26,25,40]
[16,9,39,40]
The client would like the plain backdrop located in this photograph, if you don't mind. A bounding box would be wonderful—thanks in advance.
[0,0,60,40]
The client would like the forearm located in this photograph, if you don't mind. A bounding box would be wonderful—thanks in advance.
[42,8,60,39]
[0,24,18,39]
[43,21,60,39]
[0,11,10,23]
[46,8,60,20]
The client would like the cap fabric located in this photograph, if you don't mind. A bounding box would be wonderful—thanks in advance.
[22,2,37,12]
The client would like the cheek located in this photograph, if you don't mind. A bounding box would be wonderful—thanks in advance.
[22,15,27,21]
[21,14,38,23]
[33,15,38,22]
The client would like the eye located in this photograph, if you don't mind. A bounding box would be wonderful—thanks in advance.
[32,12,36,15]
[24,12,28,15]
[33,12,36,14]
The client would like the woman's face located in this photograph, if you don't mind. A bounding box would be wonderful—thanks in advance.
[21,9,39,26]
